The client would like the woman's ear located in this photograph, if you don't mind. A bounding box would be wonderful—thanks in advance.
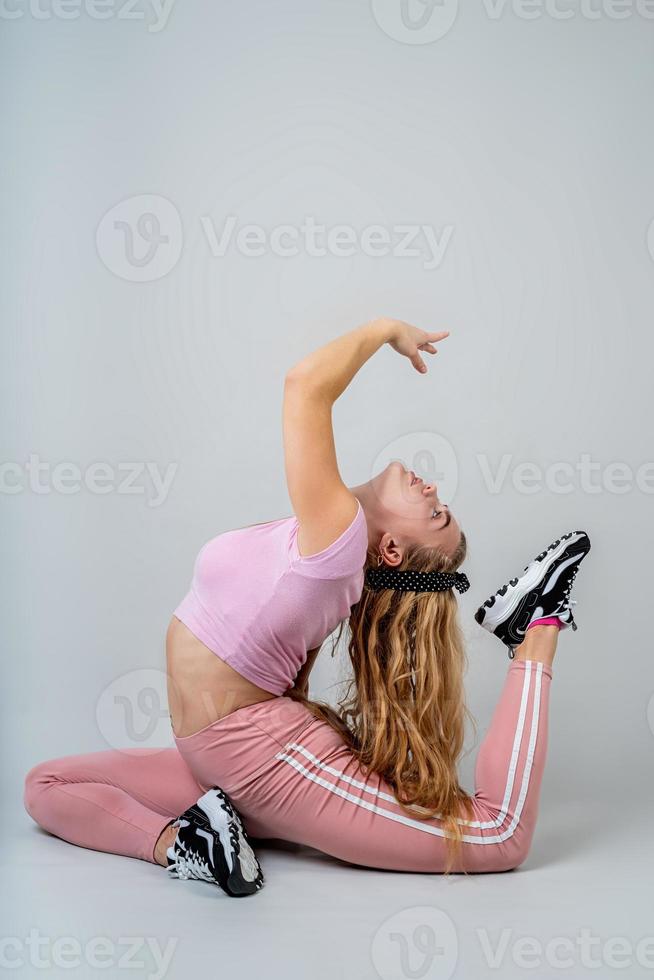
[378,532,404,568]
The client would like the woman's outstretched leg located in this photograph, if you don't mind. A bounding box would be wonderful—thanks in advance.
[24,748,202,864]
[173,629,558,874]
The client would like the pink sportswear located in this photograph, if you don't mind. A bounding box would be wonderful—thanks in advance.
[23,502,556,874]
[173,502,369,694]
[24,660,552,873]
[528,616,562,630]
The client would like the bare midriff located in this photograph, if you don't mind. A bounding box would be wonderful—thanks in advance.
[165,616,276,738]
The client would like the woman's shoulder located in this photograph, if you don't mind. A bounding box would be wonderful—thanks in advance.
[287,500,369,581]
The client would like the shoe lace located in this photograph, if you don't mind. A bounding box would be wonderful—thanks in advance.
[170,831,215,884]
[175,851,214,882]
[559,566,581,627]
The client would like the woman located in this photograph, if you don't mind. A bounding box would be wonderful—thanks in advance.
[24,318,591,897]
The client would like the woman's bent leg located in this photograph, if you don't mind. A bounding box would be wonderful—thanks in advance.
[176,659,552,874]
[24,748,202,864]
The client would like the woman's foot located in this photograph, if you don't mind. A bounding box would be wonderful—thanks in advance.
[164,788,264,897]
[475,530,591,655]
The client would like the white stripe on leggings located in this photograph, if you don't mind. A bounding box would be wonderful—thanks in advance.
[282,661,534,830]
[275,661,544,845]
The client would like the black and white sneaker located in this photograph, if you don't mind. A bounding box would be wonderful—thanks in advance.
[475,531,591,655]
[167,788,264,897]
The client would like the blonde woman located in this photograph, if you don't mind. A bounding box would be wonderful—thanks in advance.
[24,319,590,896]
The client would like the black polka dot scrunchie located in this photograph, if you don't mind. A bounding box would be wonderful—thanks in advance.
[365,568,470,594]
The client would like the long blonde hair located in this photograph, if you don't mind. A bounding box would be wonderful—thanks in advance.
[290,533,473,859]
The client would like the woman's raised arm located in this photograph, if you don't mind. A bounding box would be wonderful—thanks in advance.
[283,318,449,556]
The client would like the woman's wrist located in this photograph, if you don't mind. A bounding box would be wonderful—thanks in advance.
[365,317,398,345]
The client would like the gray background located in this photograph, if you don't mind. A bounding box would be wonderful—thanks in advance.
[2,1,654,978]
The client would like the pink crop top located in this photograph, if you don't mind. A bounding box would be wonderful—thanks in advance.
[173,501,369,695]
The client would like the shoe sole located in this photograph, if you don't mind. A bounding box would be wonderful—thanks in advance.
[475,531,590,646]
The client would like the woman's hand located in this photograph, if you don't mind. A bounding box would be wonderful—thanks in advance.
[381,318,450,374]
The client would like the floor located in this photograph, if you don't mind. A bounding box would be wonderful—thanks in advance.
[4,799,653,980]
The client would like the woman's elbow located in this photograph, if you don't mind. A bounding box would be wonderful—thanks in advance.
[285,363,312,389]
[284,366,328,402]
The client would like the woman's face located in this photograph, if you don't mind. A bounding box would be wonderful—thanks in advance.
[369,461,461,558]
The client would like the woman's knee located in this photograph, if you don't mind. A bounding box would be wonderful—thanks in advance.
[487,834,532,873]
[462,832,532,874]
[24,759,61,824]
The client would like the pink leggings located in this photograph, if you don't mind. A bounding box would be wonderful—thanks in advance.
[24,659,551,874]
